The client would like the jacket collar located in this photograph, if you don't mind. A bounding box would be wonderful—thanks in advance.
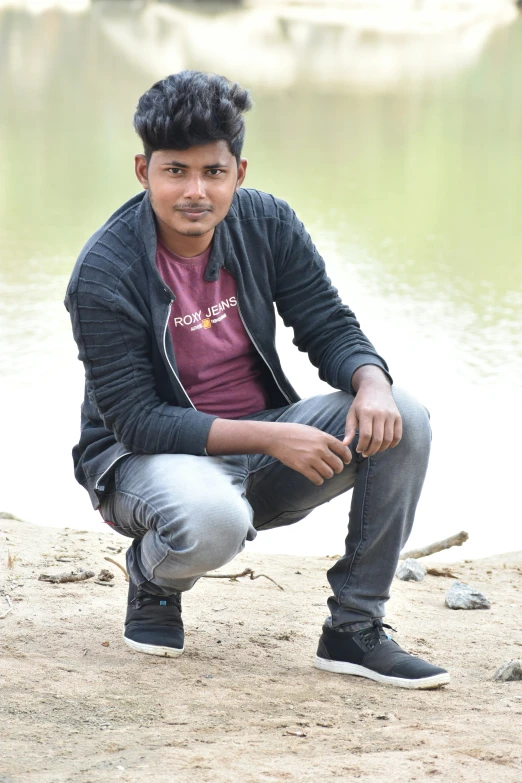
[137,190,231,282]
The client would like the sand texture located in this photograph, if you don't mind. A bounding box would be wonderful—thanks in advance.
[1,518,521,783]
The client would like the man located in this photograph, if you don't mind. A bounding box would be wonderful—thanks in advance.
[65,71,449,689]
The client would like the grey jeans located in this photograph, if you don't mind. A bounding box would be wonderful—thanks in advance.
[99,388,431,627]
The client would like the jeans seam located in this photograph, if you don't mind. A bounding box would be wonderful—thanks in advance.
[254,505,316,530]
[246,457,278,477]
[110,488,173,538]
[337,455,372,602]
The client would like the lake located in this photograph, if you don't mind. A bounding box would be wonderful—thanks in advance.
[1,1,521,561]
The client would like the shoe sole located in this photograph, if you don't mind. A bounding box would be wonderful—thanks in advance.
[123,632,184,658]
[314,655,450,689]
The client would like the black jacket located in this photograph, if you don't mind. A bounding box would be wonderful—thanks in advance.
[65,188,390,508]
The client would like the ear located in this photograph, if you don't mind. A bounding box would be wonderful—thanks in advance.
[236,158,248,190]
[135,154,149,189]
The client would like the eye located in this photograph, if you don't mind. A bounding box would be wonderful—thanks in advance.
[167,167,183,175]
[207,169,225,176]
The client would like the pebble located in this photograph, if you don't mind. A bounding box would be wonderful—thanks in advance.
[96,569,114,582]
[445,581,491,610]
[493,660,522,682]
[396,558,426,582]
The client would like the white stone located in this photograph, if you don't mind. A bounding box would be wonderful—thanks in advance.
[396,558,426,582]
[445,581,491,610]
[493,660,522,682]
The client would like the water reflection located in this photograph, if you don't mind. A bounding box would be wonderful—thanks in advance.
[0,3,521,559]
[95,0,517,91]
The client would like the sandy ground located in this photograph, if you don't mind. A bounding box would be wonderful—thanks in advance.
[1,517,521,783]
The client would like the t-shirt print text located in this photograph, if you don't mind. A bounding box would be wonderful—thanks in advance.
[173,296,238,332]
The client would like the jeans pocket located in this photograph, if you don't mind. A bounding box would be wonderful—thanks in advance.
[98,485,136,540]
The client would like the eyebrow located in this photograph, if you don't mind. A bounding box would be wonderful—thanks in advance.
[163,161,230,169]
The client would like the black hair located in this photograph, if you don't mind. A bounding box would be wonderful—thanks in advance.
[133,71,252,164]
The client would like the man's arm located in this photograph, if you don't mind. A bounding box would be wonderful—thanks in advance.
[272,202,392,394]
[206,364,401,484]
[207,204,402,479]
[66,285,217,457]
[206,418,352,486]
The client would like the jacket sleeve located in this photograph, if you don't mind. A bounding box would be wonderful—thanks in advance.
[65,285,217,456]
[273,206,392,393]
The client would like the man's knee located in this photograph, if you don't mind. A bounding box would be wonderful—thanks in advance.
[156,492,255,577]
[392,387,432,456]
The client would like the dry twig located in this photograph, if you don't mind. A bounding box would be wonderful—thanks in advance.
[104,556,129,581]
[0,595,13,619]
[39,570,95,584]
[101,558,284,591]
[426,567,459,578]
[0,511,26,522]
[202,568,284,591]
[400,531,468,560]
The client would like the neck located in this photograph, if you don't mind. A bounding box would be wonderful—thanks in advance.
[156,221,214,258]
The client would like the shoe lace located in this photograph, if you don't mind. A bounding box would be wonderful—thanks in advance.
[134,590,181,610]
[358,619,397,651]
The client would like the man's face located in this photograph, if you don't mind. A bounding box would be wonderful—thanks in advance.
[135,140,247,250]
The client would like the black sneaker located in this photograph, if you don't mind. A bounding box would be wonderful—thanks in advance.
[123,579,184,658]
[315,620,449,689]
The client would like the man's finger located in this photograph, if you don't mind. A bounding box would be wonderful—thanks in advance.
[316,461,335,480]
[378,418,395,453]
[322,450,346,475]
[362,416,384,457]
[343,407,358,447]
[356,418,373,455]
[390,416,403,448]
[328,437,352,464]
[304,467,325,486]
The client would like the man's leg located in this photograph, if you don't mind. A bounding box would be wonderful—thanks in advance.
[101,452,255,593]
[246,388,449,687]
[99,452,256,655]
[247,387,431,624]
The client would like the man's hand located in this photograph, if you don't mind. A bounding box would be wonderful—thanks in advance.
[343,365,402,458]
[267,423,352,486]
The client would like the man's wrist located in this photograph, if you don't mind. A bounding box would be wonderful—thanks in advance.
[206,418,276,456]
[351,364,392,393]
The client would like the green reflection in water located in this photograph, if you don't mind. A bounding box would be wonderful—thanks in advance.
[247,21,522,307]
[1,6,521,351]
[0,3,521,552]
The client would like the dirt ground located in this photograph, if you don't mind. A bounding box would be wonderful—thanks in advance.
[0,517,521,783]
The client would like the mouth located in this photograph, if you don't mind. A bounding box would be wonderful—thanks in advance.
[176,206,211,221]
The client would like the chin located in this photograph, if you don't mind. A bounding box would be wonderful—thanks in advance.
[180,228,208,237]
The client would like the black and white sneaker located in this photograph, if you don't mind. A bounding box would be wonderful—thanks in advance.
[123,579,184,658]
[315,620,449,689]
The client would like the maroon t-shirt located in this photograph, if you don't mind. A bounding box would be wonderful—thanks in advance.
[156,240,271,418]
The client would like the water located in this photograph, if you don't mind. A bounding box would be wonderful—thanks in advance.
[1,2,521,561]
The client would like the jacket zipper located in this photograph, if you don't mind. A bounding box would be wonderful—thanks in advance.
[94,452,131,494]
[237,300,292,405]
[163,301,196,409]
[95,301,194,494]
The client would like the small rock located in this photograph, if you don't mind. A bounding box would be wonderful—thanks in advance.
[493,660,522,681]
[445,581,490,610]
[396,558,426,582]
[97,569,114,582]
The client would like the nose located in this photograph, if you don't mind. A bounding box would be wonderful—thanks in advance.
[183,174,206,201]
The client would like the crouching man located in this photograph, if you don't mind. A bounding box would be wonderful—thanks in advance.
[65,70,449,689]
